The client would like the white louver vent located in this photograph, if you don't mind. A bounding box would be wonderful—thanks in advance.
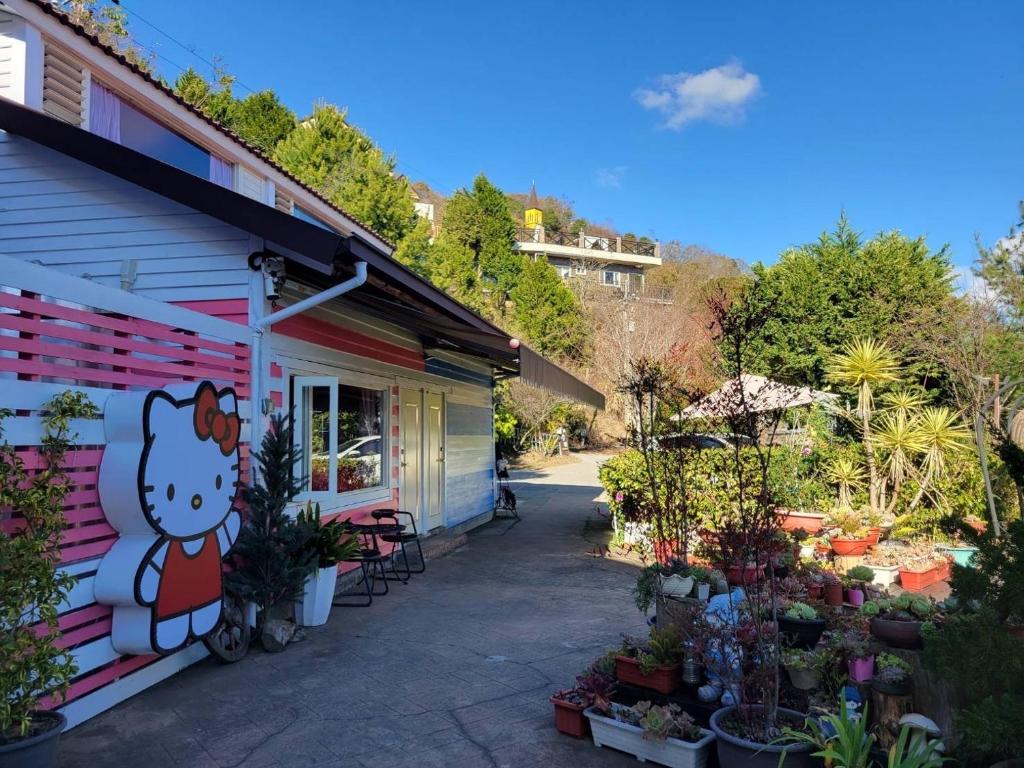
[274,188,293,214]
[42,44,85,125]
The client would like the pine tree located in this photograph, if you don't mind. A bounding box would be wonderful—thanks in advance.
[226,413,315,632]
[510,257,587,359]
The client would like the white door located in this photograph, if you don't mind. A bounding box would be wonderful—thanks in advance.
[426,392,445,530]
[399,389,422,528]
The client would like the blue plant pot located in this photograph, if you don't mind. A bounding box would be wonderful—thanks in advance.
[937,545,978,567]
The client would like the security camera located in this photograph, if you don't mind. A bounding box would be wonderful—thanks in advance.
[261,258,285,302]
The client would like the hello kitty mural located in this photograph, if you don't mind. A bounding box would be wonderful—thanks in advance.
[94,381,243,655]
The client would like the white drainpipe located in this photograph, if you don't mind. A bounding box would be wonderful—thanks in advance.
[249,261,368,430]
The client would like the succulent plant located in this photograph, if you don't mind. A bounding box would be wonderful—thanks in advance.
[785,601,819,621]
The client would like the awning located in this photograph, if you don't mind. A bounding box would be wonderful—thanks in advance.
[519,345,605,410]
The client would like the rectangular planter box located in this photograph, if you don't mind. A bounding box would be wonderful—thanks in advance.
[899,562,946,592]
[615,656,681,694]
[585,706,715,768]
[867,564,901,589]
[551,697,589,738]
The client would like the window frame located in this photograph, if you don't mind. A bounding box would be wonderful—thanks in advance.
[288,373,390,508]
[602,269,623,287]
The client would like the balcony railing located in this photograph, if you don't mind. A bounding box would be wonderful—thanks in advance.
[516,227,658,258]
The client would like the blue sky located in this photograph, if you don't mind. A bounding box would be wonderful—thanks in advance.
[125,1,1023,271]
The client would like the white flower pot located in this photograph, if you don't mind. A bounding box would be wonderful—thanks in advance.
[585,706,715,768]
[660,574,695,599]
[869,564,901,589]
[294,565,338,627]
[693,582,711,601]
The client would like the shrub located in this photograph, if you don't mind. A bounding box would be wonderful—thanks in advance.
[845,565,875,585]
[785,602,819,621]
[1,392,98,739]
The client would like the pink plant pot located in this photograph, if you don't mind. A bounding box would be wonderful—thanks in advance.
[848,656,874,683]
[846,588,865,606]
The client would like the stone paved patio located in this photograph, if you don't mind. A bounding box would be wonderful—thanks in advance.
[58,453,647,767]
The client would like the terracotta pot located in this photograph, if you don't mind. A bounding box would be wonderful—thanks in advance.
[652,539,682,566]
[824,582,844,606]
[615,655,681,694]
[899,563,945,592]
[807,583,823,600]
[777,510,827,535]
[726,563,764,586]
[865,527,882,547]
[846,587,865,607]
[551,696,589,738]
[967,518,988,535]
[831,536,871,556]
[786,665,821,691]
[847,656,875,682]
[869,616,923,649]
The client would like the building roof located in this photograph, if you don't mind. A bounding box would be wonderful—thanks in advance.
[676,374,836,419]
[527,182,540,209]
[0,97,605,409]
[15,0,396,249]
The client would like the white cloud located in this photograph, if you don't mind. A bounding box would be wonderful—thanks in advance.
[595,165,627,188]
[635,61,761,130]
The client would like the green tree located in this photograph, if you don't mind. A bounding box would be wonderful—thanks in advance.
[174,67,236,125]
[977,201,1024,323]
[228,90,297,155]
[745,216,954,388]
[471,175,521,291]
[510,257,587,358]
[393,217,433,277]
[274,103,414,243]
[425,236,483,311]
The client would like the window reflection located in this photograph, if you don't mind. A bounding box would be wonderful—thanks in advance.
[337,385,383,492]
[303,385,331,492]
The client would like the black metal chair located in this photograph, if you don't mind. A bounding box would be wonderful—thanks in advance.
[332,522,391,607]
[372,509,426,579]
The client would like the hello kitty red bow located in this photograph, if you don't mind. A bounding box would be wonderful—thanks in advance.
[193,383,240,456]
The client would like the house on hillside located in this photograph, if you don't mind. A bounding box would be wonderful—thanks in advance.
[0,0,602,729]
[514,184,662,298]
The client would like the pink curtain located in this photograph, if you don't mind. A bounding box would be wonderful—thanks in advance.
[209,154,234,188]
[88,82,121,142]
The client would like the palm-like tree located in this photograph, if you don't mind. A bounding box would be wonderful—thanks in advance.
[881,388,926,419]
[828,338,901,510]
[873,411,927,512]
[911,406,972,508]
[825,456,866,509]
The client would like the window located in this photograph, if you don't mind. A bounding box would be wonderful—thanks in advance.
[337,384,383,492]
[293,377,386,498]
[602,269,623,287]
[294,204,340,233]
[557,266,571,279]
[119,100,210,179]
[573,264,587,276]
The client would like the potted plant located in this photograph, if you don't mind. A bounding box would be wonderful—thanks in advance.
[872,653,912,696]
[585,701,716,768]
[688,565,712,602]
[822,571,844,607]
[0,393,97,767]
[777,509,827,535]
[862,595,937,649]
[616,627,685,694]
[935,542,978,568]
[844,565,875,606]
[781,648,829,691]
[293,502,360,627]
[551,665,616,738]
[227,413,319,650]
[828,509,872,557]
[830,628,874,682]
[899,555,951,592]
[777,696,876,768]
[778,602,827,649]
[659,558,695,599]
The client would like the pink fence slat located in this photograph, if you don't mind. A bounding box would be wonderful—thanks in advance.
[60,539,114,564]
[63,487,100,507]
[0,314,249,375]
[0,292,249,360]
[60,522,116,545]
[0,335,247,385]
[57,617,113,649]
[54,654,158,707]
[17,448,103,470]
[64,506,105,525]
[58,604,110,632]
[0,357,172,389]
